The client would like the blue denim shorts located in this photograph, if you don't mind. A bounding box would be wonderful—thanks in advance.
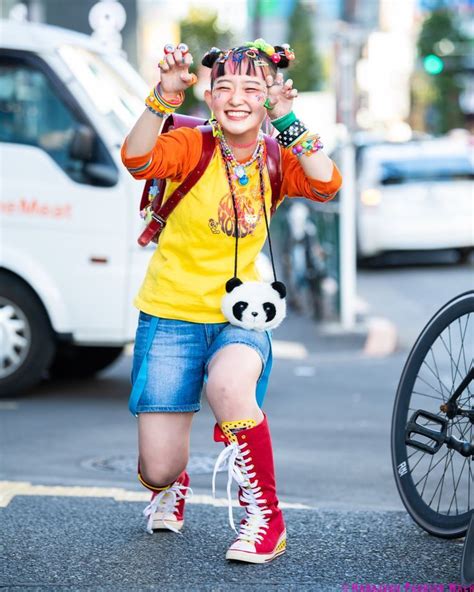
[129,312,272,415]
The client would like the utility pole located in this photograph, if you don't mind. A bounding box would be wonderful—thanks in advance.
[334,20,360,330]
[251,0,261,40]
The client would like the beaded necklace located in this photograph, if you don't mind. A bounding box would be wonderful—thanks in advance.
[221,151,278,284]
[211,120,264,186]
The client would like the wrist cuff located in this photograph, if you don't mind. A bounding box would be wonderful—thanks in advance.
[271,111,297,133]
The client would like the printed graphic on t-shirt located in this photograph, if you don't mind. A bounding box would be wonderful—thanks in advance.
[209,186,263,239]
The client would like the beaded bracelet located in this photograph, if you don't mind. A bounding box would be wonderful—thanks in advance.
[275,119,308,148]
[145,83,185,117]
[291,134,324,157]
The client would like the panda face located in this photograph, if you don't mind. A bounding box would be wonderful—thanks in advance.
[221,279,286,332]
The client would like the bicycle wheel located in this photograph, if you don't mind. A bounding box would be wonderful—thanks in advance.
[391,290,474,539]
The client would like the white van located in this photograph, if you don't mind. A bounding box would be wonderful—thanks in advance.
[0,20,151,396]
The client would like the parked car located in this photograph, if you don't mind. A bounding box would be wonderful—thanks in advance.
[356,137,474,260]
[0,19,151,396]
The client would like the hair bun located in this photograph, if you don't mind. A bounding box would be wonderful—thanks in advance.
[202,47,222,68]
[274,45,290,69]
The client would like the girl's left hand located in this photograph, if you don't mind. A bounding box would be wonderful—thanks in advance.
[264,73,298,120]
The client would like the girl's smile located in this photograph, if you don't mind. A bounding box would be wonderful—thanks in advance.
[204,74,268,148]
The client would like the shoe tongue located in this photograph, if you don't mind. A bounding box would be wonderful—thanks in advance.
[221,419,257,444]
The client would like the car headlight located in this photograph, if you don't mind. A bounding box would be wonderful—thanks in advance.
[360,188,382,207]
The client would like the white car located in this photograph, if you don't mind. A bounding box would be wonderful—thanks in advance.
[356,137,474,259]
[0,20,151,395]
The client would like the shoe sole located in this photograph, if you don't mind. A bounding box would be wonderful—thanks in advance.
[151,519,184,531]
[225,530,286,563]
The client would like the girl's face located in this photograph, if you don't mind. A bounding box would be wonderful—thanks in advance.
[204,72,269,140]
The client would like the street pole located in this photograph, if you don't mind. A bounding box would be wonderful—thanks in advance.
[252,0,261,40]
[335,25,358,330]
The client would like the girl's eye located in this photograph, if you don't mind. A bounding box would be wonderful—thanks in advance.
[246,88,260,92]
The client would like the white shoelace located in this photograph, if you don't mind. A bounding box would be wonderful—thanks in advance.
[212,441,271,543]
[143,482,193,534]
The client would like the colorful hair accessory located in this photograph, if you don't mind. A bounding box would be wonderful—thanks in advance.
[177,43,189,54]
[164,44,175,54]
[271,53,281,64]
[245,49,257,59]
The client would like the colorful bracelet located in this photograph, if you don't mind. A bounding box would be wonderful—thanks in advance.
[145,103,166,118]
[271,111,297,133]
[275,119,308,148]
[291,134,324,157]
[145,83,185,116]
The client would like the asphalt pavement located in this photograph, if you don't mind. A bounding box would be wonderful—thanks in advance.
[2,256,473,590]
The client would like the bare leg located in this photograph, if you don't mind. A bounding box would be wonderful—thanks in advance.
[138,412,194,487]
[205,344,264,424]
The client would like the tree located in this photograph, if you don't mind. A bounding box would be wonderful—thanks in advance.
[179,7,232,114]
[416,9,468,133]
[287,0,323,92]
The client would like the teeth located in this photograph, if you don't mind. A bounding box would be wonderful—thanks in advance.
[227,111,249,118]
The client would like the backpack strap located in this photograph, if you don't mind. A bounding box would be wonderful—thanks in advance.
[137,123,282,247]
[264,135,283,216]
[137,125,214,247]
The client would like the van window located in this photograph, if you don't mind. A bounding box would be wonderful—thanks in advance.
[0,55,116,186]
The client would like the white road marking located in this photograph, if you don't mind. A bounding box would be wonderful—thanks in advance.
[294,366,316,377]
[272,340,308,359]
[0,481,310,510]
[0,401,19,410]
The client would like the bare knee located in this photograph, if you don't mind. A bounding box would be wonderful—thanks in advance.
[139,454,187,488]
[206,373,244,405]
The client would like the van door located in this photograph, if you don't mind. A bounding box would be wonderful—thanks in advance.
[0,50,128,343]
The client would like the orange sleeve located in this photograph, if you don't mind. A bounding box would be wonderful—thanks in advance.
[279,146,342,203]
[120,126,203,182]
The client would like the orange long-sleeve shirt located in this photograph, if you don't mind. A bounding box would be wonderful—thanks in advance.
[121,127,342,322]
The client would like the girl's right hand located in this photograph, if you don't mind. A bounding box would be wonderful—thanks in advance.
[158,45,195,96]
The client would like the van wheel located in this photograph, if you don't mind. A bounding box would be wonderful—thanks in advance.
[0,275,55,397]
[49,345,124,379]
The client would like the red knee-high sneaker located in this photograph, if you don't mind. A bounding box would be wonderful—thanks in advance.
[213,414,286,563]
[138,465,192,534]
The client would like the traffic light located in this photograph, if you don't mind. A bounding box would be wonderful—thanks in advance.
[423,54,444,75]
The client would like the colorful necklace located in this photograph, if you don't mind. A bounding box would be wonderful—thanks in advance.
[211,120,264,186]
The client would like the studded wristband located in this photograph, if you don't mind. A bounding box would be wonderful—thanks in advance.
[276,119,308,148]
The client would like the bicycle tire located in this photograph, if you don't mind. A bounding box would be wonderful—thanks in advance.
[391,290,474,539]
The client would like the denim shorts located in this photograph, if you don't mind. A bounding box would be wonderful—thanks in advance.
[129,312,272,415]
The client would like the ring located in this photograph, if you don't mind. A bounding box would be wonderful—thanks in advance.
[164,44,175,54]
[177,43,189,54]
[264,98,274,110]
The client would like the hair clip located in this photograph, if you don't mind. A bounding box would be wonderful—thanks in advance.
[245,49,257,59]
[254,59,268,67]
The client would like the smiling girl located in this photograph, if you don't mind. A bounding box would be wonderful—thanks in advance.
[121,40,342,563]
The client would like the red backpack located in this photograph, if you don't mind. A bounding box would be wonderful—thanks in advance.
[137,114,282,247]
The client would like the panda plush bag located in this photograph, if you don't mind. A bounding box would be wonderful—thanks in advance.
[220,139,287,333]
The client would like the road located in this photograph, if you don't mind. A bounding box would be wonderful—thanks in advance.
[1,252,473,590]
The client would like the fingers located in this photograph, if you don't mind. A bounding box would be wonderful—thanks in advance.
[160,44,193,70]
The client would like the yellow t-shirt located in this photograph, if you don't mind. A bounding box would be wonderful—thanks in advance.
[121,127,342,323]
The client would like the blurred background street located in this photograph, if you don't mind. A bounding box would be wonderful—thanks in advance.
[0,0,473,589]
